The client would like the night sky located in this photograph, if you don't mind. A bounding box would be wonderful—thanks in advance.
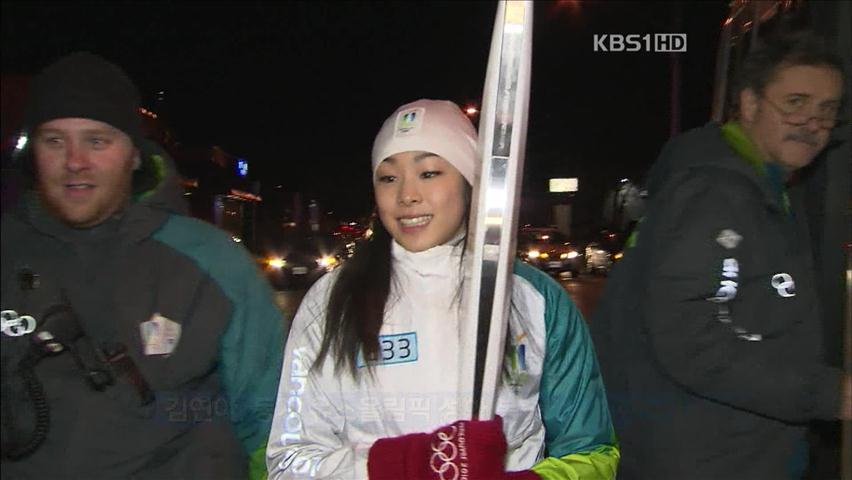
[2,1,727,229]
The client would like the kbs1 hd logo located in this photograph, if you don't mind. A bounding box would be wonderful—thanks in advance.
[593,34,687,53]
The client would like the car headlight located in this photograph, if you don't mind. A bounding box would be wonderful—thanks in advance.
[317,256,338,268]
[614,252,624,260]
[527,250,540,259]
[267,257,286,269]
[566,251,579,259]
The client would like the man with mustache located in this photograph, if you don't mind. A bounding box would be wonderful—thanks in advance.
[590,25,850,479]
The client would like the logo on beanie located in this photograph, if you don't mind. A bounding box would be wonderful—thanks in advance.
[395,107,425,137]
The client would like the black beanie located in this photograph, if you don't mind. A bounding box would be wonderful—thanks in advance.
[23,51,143,144]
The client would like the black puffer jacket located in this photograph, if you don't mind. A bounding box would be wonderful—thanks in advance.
[591,123,842,480]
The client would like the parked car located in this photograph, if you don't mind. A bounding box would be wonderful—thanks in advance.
[583,229,628,275]
[584,241,613,275]
[256,230,345,290]
[517,227,582,277]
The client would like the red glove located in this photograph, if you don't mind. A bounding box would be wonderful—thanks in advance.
[367,416,540,480]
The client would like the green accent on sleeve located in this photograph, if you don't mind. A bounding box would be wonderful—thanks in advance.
[248,444,269,480]
[153,216,284,456]
[625,229,638,249]
[624,217,643,250]
[531,444,620,480]
[513,260,617,458]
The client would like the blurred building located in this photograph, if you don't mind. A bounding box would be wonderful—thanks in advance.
[165,143,262,252]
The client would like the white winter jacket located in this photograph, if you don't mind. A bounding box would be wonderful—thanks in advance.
[267,240,618,479]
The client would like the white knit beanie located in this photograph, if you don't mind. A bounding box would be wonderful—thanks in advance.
[371,99,478,185]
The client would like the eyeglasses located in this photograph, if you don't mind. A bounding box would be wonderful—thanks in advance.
[760,95,843,129]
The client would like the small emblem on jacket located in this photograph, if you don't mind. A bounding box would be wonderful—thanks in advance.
[140,313,181,355]
[771,273,796,298]
[504,333,529,392]
[1,310,37,337]
[716,229,742,249]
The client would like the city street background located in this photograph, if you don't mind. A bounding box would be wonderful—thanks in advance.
[274,273,607,336]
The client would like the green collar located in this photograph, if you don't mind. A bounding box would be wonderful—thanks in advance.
[720,122,790,214]
[132,153,167,202]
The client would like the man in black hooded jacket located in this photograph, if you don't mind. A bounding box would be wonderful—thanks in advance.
[591,27,851,479]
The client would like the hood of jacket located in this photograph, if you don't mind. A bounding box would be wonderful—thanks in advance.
[643,122,785,211]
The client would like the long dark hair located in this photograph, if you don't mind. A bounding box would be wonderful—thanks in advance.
[314,182,472,378]
[313,212,392,377]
